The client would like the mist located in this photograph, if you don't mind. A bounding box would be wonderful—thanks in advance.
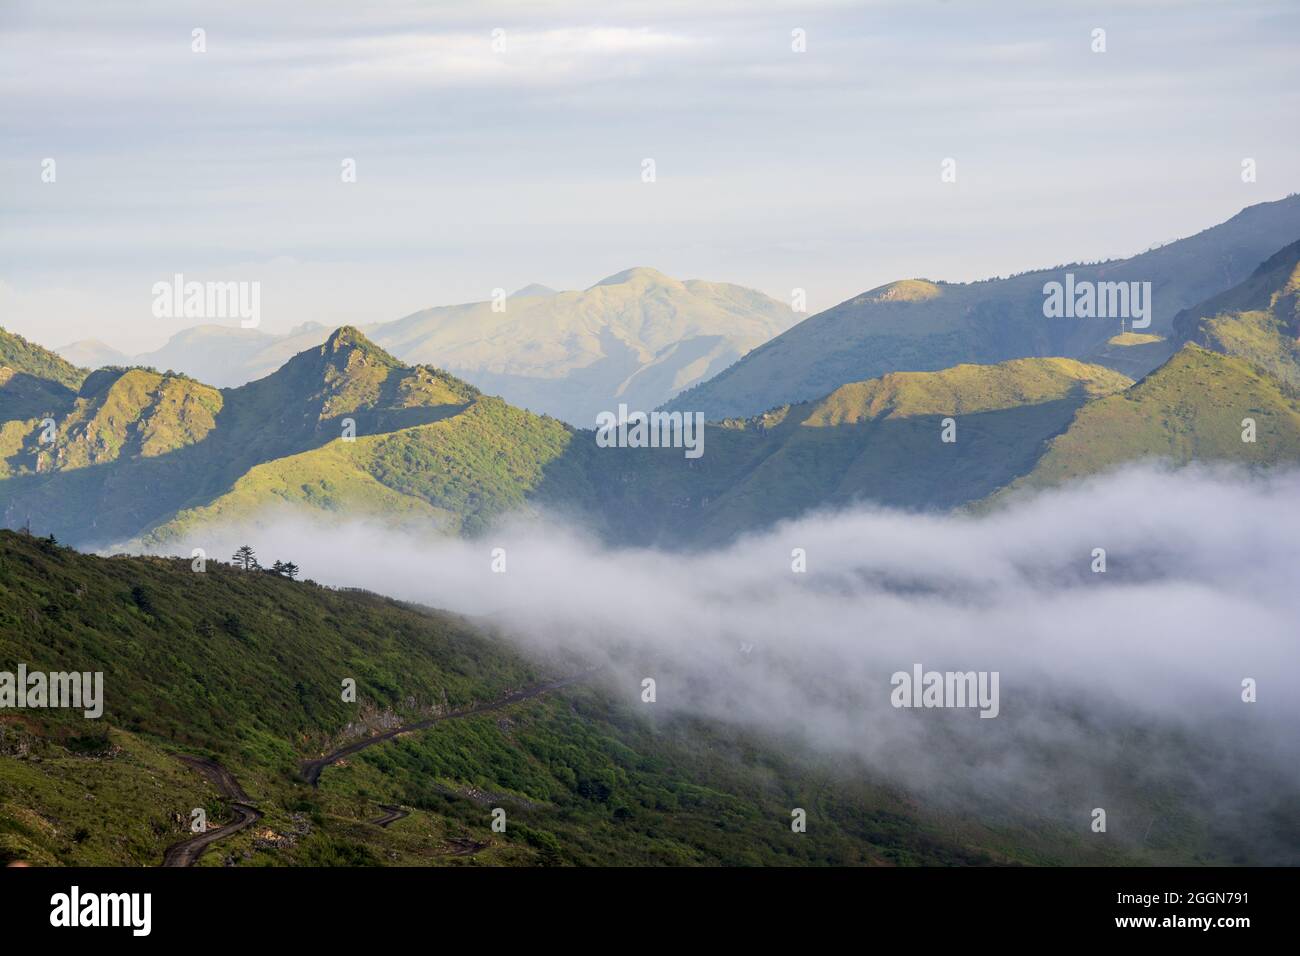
[143,463,1300,860]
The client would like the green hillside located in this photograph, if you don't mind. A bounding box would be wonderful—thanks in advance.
[0,530,1094,868]
[139,355,1129,549]
[1173,238,1300,387]
[1001,345,1300,493]
[0,328,492,545]
[0,322,1135,549]
[0,329,85,390]
[995,242,1300,495]
[0,329,87,424]
[147,395,579,542]
[665,195,1300,420]
[554,358,1131,546]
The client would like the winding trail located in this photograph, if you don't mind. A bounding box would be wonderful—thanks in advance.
[160,672,591,865]
[371,805,410,827]
[161,756,263,867]
[301,673,592,787]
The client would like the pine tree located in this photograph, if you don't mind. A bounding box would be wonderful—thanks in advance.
[231,545,257,570]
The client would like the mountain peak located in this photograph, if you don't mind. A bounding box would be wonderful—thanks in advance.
[510,283,558,299]
[589,267,680,290]
[323,325,391,356]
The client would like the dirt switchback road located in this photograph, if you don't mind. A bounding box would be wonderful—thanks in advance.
[161,755,263,867]
[301,672,592,787]
[371,805,410,827]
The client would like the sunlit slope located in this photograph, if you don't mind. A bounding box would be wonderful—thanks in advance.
[0,328,483,546]
[1002,346,1300,492]
[2,325,1237,551]
[145,396,581,542]
[0,328,87,423]
[1174,238,1300,387]
[569,358,1132,546]
[665,195,1300,419]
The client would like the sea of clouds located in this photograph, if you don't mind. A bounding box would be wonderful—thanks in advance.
[146,463,1300,859]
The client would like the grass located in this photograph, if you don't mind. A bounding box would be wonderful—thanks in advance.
[0,530,1220,867]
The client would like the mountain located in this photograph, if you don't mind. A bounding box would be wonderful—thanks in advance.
[999,246,1300,495]
[0,323,1133,550]
[566,358,1132,547]
[999,345,1300,496]
[144,355,1131,549]
[1172,237,1300,387]
[0,328,500,545]
[0,530,1048,867]
[54,270,797,424]
[52,339,130,370]
[58,323,336,389]
[665,195,1300,420]
[365,267,798,425]
[11,233,1300,551]
[0,329,87,423]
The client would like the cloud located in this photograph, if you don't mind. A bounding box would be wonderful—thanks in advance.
[143,462,1300,860]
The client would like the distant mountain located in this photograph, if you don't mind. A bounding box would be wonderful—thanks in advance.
[665,195,1300,420]
[365,267,798,425]
[58,323,336,388]
[55,271,797,423]
[53,338,130,370]
[11,229,1300,550]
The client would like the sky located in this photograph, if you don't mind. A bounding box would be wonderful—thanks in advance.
[2,0,1298,352]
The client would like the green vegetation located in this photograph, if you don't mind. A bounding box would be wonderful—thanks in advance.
[999,345,1300,493]
[0,328,86,390]
[0,322,1139,549]
[0,530,1159,867]
[549,358,1132,546]
[1107,332,1164,346]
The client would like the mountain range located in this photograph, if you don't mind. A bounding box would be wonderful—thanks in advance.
[664,194,1300,420]
[4,198,1300,869]
[55,268,797,427]
[3,207,1299,551]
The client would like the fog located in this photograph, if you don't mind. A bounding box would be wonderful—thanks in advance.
[145,463,1300,859]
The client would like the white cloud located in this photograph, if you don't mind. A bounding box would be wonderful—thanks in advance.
[144,463,1300,858]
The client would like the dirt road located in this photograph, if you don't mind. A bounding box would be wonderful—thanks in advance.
[301,673,591,787]
[161,672,591,864]
[161,755,263,867]
[371,805,410,827]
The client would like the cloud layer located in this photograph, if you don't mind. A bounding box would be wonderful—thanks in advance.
[146,463,1300,860]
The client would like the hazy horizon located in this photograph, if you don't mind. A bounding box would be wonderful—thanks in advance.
[3,0,1299,351]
